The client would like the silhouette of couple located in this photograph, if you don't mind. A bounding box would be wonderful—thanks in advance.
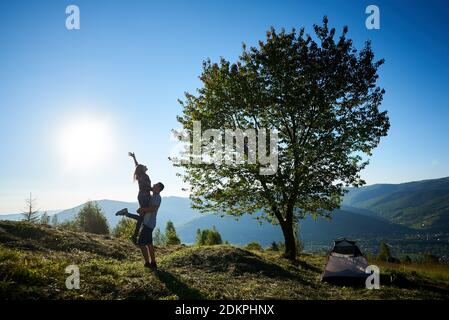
[116,152,164,270]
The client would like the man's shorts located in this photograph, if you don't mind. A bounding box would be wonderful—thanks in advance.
[138,225,153,245]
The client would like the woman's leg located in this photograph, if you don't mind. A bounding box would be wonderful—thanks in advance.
[125,213,141,220]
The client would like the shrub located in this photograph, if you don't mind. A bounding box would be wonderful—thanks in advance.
[402,255,412,264]
[57,220,79,232]
[377,242,393,262]
[195,226,222,245]
[422,253,440,264]
[245,241,263,251]
[269,241,279,251]
[165,221,181,245]
[39,212,50,225]
[153,228,167,246]
[76,201,109,235]
[112,218,135,238]
[51,214,58,226]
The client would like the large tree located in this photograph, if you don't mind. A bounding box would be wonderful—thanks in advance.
[173,17,390,260]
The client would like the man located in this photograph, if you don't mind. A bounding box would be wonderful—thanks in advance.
[137,182,164,269]
[115,181,164,269]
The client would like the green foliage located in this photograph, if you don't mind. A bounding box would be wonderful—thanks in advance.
[58,220,79,232]
[153,227,167,246]
[112,218,135,238]
[295,237,304,255]
[39,212,50,225]
[422,253,440,264]
[377,242,399,262]
[402,255,412,264]
[76,201,109,235]
[245,241,263,251]
[269,241,279,251]
[165,221,181,245]
[173,17,389,259]
[51,215,58,226]
[195,227,223,246]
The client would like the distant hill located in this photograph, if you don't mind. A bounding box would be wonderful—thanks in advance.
[3,176,448,243]
[54,197,204,230]
[0,210,62,222]
[343,177,449,231]
[0,197,414,246]
[50,198,411,245]
[177,209,411,246]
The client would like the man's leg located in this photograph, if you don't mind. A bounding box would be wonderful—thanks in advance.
[140,245,150,264]
[148,244,156,264]
[131,216,143,240]
[138,225,153,267]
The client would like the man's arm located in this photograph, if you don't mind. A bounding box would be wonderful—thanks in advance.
[140,204,159,214]
[128,152,139,167]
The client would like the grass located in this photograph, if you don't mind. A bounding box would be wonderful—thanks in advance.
[1,220,448,300]
[369,259,449,288]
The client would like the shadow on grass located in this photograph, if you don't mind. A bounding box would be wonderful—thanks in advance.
[166,248,318,288]
[293,259,322,273]
[154,269,206,299]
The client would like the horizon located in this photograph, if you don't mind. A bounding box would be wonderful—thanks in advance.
[1,0,448,213]
[2,175,448,215]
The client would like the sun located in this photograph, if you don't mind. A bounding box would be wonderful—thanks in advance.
[59,118,113,170]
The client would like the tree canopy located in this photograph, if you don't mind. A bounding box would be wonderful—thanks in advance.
[173,17,390,259]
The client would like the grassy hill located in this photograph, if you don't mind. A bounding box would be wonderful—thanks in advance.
[1,221,448,300]
[343,177,449,230]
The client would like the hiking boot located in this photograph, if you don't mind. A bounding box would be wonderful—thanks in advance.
[115,208,128,216]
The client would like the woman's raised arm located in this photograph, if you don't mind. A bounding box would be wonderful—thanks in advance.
[128,152,139,167]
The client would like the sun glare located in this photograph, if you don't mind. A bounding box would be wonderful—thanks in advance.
[59,118,113,170]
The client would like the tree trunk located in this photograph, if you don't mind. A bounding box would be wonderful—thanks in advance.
[280,219,296,260]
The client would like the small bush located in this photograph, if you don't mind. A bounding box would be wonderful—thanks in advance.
[153,228,167,246]
[57,220,79,232]
[422,253,440,264]
[377,242,392,262]
[402,255,412,264]
[165,221,181,245]
[245,241,263,251]
[269,241,279,251]
[195,226,222,246]
[113,218,135,238]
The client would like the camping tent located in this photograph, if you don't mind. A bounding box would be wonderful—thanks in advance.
[321,238,369,285]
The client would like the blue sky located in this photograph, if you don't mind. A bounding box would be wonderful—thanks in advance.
[0,0,448,213]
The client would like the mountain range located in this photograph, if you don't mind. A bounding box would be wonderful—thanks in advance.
[1,177,448,245]
[343,177,449,231]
